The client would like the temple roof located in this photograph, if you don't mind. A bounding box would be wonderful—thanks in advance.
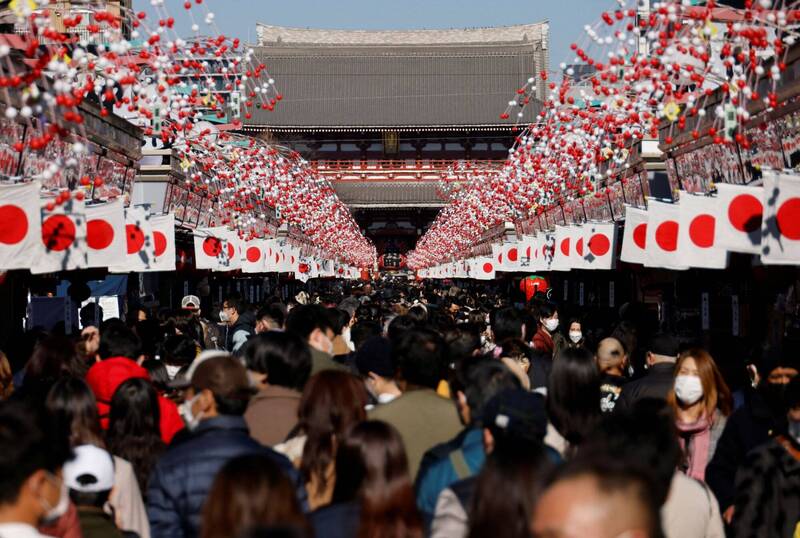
[332,181,445,208]
[245,22,548,130]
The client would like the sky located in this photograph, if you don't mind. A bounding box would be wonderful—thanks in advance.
[135,0,624,71]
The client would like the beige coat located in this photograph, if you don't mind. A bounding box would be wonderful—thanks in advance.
[245,385,303,447]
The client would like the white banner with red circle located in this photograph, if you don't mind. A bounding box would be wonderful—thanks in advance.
[677,192,728,269]
[85,199,126,269]
[0,181,43,271]
[761,172,800,265]
[32,198,88,274]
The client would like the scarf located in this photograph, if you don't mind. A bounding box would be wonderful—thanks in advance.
[676,412,713,482]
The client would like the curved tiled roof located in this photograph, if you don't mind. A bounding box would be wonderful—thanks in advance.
[255,23,549,47]
[246,22,548,129]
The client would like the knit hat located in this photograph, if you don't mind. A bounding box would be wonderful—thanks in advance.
[64,445,115,493]
[481,389,547,443]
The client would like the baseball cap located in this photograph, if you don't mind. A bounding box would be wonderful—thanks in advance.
[481,389,547,444]
[64,445,115,493]
[355,336,395,378]
[647,333,679,358]
[181,295,201,310]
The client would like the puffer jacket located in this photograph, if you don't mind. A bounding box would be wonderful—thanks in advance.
[146,415,306,538]
[86,357,184,444]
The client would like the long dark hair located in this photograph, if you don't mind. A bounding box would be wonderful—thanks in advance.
[22,336,86,399]
[298,371,368,497]
[547,346,602,447]
[201,454,308,538]
[45,376,105,448]
[332,420,422,538]
[106,378,165,493]
[468,442,551,538]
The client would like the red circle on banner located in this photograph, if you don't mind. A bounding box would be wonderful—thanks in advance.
[298,263,309,274]
[508,248,518,262]
[576,237,585,256]
[226,243,234,259]
[689,214,715,248]
[42,215,76,252]
[275,253,280,264]
[655,221,679,252]
[560,238,571,256]
[777,198,800,240]
[87,219,114,250]
[589,234,611,256]
[728,194,762,233]
[246,246,260,263]
[203,237,222,257]
[482,262,493,274]
[526,245,531,258]
[633,223,647,249]
[153,231,167,256]
[125,224,145,254]
[0,205,28,245]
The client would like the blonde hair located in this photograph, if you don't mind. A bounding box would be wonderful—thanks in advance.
[0,351,14,400]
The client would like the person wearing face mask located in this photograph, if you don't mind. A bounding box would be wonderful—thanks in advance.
[731,376,800,538]
[0,401,72,538]
[554,318,585,359]
[667,349,732,482]
[532,302,561,357]
[285,305,348,376]
[219,297,255,355]
[706,349,799,522]
[149,352,305,538]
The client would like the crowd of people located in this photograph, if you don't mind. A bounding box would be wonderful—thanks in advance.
[0,280,798,538]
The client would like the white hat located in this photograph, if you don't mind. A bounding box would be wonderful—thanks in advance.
[181,295,201,310]
[64,445,115,493]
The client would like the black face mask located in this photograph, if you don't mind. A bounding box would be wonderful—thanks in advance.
[760,382,789,415]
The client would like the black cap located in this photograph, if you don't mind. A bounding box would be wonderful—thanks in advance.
[355,336,395,378]
[647,333,679,358]
[481,389,547,444]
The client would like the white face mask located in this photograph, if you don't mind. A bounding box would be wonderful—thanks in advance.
[40,473,69,525]
[543,318,559,332]
[218,310,230,323]
[165,364,182,380]
[674,375,704,405]
[569,331,583,343]
[179,393,203,430]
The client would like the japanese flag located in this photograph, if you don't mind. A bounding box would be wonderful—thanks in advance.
[620,206,649,265]
[716,183,764,254]
[644,201,688,270]
[194,226,229,271]
[761,172,800,265]
[109,207,168,273]
[149,214,176,272]
[242,239,267,273]
[570,226,589,269]
[471,257,496,280]
[502,242,524,272]
[677,192,728,269]
[0,181,42,271]
[219,229,243,272]
[551,226,573,272]
[32,197,89,274]
[262,239,280,272]
[582,222,617,270]
[85,199,126,269]
[527,234,545,272]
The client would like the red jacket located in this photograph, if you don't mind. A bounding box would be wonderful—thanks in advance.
[86,357,183,444]
[532,326,554,355]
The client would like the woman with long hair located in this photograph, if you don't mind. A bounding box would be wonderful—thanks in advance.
[17,335,85,401]
[106,378,166,495]
[312,420,422,538]
[546,346,602,455]
[201,454,309,538]
[667,348,732,482]
[45,377,151,538]
[275,370,368,510]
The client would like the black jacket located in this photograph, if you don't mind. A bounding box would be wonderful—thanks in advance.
[705,388,782,510]
[146,415,305,538]
[731,436,800,538]
[614,362,675,413]
[224,311,255,353]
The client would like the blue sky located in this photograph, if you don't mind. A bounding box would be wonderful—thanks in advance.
[136,0,620,70]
